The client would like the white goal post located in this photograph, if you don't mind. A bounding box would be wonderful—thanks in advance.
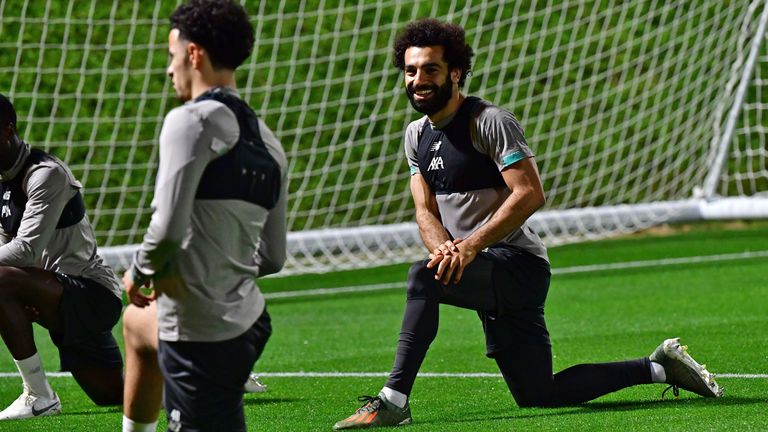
[2,0,767,275]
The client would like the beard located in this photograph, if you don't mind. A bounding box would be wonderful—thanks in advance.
[406,79,453,115]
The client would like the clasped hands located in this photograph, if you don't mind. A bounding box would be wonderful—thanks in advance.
[426,238,477,285]
[123,270,155,308]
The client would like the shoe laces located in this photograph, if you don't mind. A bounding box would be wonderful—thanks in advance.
[661,384,680,399]
[20,385,37,406]
[356,395,383,413]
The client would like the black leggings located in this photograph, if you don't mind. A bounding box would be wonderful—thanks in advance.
[385,250,652,406]
[494,344,651,407]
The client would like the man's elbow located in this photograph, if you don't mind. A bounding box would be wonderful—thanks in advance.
[521,186,546,213]
[259,262,284,278]
[5,240,40,267]
[258,253,286,277]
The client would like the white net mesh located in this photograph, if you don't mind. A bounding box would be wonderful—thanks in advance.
[724,1,768,198]
[0,0,766,275]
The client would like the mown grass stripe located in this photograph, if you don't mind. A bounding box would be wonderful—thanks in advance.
[263,250,768,299]
[553,250,768,275]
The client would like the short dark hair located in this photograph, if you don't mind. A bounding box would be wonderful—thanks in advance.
[170,0,255,70]
[393,18,474,88]
[0,94,16,129]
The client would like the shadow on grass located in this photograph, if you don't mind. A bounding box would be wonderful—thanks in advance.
[578,396,765,411]
[267,287,401,306]
[415,396,766,427]
[57,405,123,416]
[55,396,304,416]
[243,397,301,406]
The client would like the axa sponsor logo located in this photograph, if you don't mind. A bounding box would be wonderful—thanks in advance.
[427,156,444,171]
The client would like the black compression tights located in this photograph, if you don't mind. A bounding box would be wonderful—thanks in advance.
[384,262,653,406]
[493,344,652,407]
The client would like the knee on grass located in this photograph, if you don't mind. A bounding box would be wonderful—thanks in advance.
[72,367,124,406]
[89,388,123,406]
[500,377,557,408]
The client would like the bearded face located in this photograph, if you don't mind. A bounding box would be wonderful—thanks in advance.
[402,46,459,118]
[405,78,453,115]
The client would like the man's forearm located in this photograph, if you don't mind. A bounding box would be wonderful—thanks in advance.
[464,190,543,252]
[415,208,451,252]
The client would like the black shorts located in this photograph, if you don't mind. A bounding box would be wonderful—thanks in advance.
[48,273,123,371]
[158,309,272,432]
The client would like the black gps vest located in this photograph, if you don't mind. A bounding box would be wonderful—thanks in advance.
[417,97,504,194]
[194,88,281,210]
[0,149,86,236]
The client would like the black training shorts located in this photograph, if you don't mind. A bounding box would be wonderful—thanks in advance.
[158,309,272,432]
[49,273,123,371]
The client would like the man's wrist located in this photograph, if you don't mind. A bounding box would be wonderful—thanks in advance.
[130,265,149,286]
[460,237,483,255]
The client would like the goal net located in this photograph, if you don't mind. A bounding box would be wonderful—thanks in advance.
[1,0,767,275]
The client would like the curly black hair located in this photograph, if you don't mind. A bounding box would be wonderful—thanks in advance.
[170,0,254,70]
[393,18,474,88]
[0,94,16,129]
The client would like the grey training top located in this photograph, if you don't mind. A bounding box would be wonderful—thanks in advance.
[132,87,288,342]
[404,97,548,262]
[0,144,121,296]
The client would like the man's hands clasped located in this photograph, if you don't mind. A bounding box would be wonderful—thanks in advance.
[123,270,155,308]
[426,238,477,285]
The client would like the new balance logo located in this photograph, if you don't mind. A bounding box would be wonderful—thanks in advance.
[429,140,441,151]
[427,157,444,171]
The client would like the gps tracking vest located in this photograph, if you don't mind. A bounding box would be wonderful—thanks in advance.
[0,149,85,236]
[417,96,504,194]
[194,87,281,210]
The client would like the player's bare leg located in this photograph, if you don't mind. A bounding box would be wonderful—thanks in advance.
[122,302,162,432]
[0,266,64,419]
[0,266,64,355]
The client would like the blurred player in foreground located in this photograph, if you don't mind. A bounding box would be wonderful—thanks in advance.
[120,1,288,431]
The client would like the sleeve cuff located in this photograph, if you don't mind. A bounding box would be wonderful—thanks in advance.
[501,150,527,168]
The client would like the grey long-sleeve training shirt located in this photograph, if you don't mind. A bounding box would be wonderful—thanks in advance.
[132,87,288,342]
[0,144,121,297]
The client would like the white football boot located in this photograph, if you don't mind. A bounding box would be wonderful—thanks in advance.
[0,386,61,420]
[243,373,268,393]
[650,337,723,398]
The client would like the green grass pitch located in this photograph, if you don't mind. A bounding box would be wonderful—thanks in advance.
[0,223,766,431]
